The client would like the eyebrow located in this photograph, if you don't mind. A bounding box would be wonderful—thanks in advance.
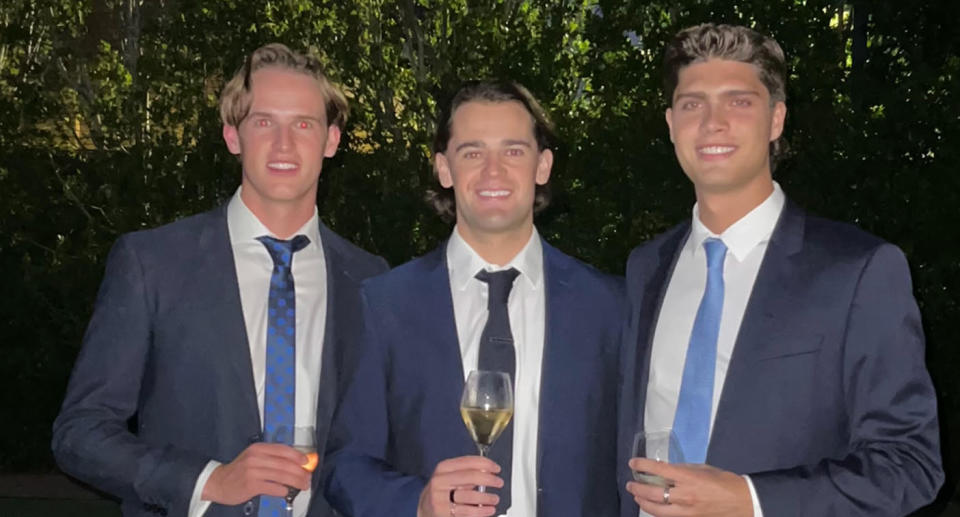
[453,139,533,153]
[246,111,325,122]
[674,90,762,102]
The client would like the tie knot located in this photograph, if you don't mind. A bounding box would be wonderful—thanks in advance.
[257,235,310,267]
[703,238,727,271]
[475,268,520,304]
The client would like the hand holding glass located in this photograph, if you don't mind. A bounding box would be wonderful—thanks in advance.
[632,429,684,488]
[284,426,318,515]
[459,370,514,493]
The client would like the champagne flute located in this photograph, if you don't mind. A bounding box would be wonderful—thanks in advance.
[631,429,684,488]
[284,426,318,516]
[459,370,514,493]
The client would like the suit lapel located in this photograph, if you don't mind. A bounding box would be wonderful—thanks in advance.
[536,241,573,499]
[197,205,261,430]
[419,244,467,394]
[708,202,805,464]
[633,225,689,433]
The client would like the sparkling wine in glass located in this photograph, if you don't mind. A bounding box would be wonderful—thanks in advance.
[632,429,684,488]
[459,370,514,493]
[284,426,318,515]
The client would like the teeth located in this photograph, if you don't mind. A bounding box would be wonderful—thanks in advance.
[479,190,510,197]
[699,146,735,155]
[268,162,297,170]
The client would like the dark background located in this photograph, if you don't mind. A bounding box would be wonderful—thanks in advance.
[1,0,957,513]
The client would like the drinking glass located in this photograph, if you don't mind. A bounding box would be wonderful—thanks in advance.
[284,426,318,515]
[459,370,514,494]
[631,429,684,488]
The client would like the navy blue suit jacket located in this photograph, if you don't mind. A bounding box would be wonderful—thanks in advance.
[617,200,943,516]
[323,240,624,517]
[52,204,388,517]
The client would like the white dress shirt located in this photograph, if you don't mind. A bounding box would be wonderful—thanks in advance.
[446,226,546,517]
[643,182,785,517]
[189,188,328,517]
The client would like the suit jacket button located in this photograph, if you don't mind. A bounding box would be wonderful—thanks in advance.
[243,500,255,515]
[249,432,263,443]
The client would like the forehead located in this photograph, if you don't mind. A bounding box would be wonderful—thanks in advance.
[674,58,769,98]
[247,67,327,114]
[448,100,536,142]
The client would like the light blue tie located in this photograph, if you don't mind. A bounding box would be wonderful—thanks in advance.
[257,235,309,517]
[672,237,727,464]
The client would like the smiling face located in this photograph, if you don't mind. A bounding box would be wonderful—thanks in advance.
[666,58,786,200]
[435,100,553,245]
[222,66,341,218]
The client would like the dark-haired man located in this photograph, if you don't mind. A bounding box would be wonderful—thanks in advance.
[619,23,943,517]
[52,44,388,517]
[323,80,623,517]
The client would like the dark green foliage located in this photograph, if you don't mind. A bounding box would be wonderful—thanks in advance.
[0,0,957,511]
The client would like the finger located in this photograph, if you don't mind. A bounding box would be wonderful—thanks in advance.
[450,501,498,517]
[434,470,504,490]
[435,455,501,474]
[451,487,499,507]
[626,480,670,503]
[248,464,312,491]
[247,443,309,463]
[629,457,679,478]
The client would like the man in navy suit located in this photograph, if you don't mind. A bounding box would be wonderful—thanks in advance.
[52,44,387,517]
[322,80,623,517]
[620,24,943,516]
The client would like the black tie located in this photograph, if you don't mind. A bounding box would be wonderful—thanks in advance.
[475,267,520,514]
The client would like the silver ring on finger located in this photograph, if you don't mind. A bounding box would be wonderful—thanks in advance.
[662,485,671,505]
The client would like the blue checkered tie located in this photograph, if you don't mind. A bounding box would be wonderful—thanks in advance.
[257,235,309,517]
[475,267,519,514]
[672,238,726,464]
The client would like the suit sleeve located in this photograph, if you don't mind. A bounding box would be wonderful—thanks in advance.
[51,236,208,514]
[749,244,944,516]
[322,289,425,517]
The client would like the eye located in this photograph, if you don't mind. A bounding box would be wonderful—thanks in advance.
[681,100,700,110]
[463,151,481,159]
[297,120,312,129]
[255,118,272,128]
[505,148,525,157]
[732,97,752,107]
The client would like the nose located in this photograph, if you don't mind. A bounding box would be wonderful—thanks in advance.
[702,105,728,133]
[274,125,293,150]
[482,153,503,176]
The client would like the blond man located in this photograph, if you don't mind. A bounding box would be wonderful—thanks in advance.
[53,44,387,517]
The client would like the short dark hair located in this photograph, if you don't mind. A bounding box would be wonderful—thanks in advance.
[663,24,787,164]
[427,80,557,221]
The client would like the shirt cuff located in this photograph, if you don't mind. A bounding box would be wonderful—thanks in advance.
[189,460,222,517]
[743,474,763,517]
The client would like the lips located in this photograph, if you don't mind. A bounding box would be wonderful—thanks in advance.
[697,145,736,156]
[267,161,299,172]
[478,189,511,198]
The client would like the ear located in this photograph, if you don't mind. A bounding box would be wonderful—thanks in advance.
[223,124,242,155]
[769,101,786,141]
[324,124,342,158]
[435,152,454,188]
[535,149,553,185]
[665,108,676,143]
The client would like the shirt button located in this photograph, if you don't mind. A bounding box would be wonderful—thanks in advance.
[243,500,255,515]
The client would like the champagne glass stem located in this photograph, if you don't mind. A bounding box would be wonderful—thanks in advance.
[476,444,489,493]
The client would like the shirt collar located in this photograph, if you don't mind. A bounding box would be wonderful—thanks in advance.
[687,181,786,262]
[446,226,544,292]
[226,186,321,251]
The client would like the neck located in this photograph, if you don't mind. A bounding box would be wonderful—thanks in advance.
[457,224,533,266]
[695,178,773,234]
[241,192,315,239]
